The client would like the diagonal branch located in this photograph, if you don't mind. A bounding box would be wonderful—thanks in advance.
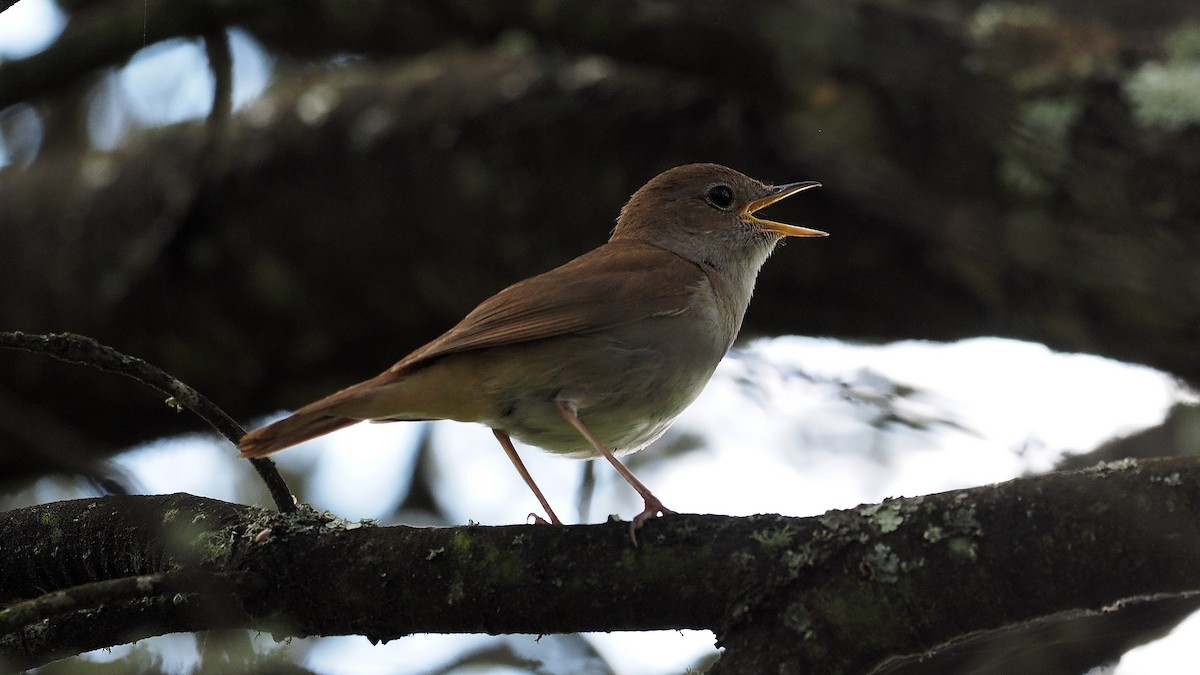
[0,331,294,512]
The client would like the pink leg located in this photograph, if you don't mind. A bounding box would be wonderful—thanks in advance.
[492,428,563,525]
[554,399,674,545]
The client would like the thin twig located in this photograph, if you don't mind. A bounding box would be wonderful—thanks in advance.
[0,331,295,512]
[0,568,264,670]
[0,569,261,636]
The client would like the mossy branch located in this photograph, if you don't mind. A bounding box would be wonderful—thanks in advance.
[2,458,1200,672]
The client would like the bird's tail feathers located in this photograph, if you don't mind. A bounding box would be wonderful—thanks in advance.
[237,372,403,458]
[238,411,357,458]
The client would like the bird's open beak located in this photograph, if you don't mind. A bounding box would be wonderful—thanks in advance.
[742,181,826,237]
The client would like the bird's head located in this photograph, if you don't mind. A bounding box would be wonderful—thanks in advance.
[612,163,825,270]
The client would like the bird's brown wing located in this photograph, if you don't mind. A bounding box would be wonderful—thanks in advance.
[238,240,703,458]
[390,239,704,374]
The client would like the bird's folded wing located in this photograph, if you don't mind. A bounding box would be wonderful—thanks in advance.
[389,240,704,375]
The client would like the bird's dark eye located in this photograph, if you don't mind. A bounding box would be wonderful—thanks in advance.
[705,185,735,210]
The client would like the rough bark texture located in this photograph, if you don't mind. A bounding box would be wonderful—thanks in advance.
[2,457,1199,673]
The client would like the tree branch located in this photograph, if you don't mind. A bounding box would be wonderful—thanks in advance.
[2,457,1198,672]
[0,570,263,668]
[0,332,294,512]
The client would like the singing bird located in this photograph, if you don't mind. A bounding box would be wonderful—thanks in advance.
[239,163,824,539]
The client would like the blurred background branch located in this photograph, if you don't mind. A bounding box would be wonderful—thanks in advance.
[3,0,1198,483]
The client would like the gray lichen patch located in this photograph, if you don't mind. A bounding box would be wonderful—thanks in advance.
[861,543,902,583]
[859,503,905,534]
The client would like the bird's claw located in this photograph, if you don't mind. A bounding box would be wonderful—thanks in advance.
[628,497,675,546]
[527,512,563,526]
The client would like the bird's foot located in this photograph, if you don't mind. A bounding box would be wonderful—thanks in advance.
[628,496,676,546]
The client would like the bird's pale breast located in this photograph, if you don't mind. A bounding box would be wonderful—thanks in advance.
[478,280,733,458]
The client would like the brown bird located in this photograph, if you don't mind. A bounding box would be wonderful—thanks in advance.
[238,163,824,539]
